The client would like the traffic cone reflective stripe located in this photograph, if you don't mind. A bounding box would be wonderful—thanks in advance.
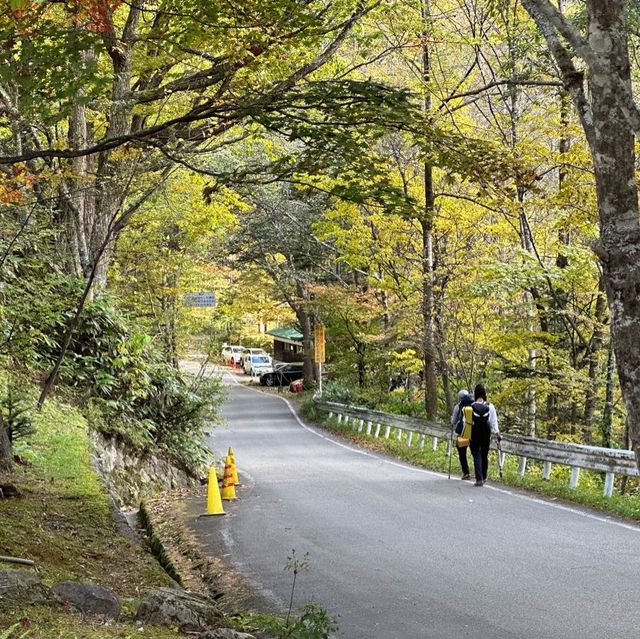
[204,466,225,516]
[227,447,240,486]
[221,456,237,500]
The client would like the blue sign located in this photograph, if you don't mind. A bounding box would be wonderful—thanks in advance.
[183,292,216,308]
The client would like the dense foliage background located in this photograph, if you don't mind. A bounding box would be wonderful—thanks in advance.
[1,0,638,472]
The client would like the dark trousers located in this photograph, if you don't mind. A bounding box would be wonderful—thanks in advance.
[470,424,491,482]
[456,443,470,476]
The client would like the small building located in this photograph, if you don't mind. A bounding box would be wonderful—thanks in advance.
[266,327,303,363]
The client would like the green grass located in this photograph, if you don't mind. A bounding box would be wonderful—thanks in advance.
[0,397,178,638]
[302,400,640,522]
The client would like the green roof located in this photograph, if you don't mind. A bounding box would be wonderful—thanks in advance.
[266,327,303,341]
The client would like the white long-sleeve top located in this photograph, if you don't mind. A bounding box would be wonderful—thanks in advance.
[474,399,499,434]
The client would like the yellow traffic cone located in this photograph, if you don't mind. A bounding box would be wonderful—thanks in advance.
[201,466,225,516]
[227,447,240,486]
[221,456,237,500]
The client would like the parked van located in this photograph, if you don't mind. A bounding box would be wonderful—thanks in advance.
[221,344,244,366]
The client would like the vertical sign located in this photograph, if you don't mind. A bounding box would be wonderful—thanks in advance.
[314,323,326,396]
[314,324,325,363]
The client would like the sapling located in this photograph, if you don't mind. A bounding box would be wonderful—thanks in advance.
[285,548,310,628]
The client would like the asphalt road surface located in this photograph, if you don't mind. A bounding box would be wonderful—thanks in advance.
[192,369,640,638]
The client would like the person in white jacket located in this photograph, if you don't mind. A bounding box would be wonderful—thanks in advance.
[470,384,500,486]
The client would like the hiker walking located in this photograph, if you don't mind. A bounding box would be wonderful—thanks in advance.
[451,389,472,480]
[470,384,500,487]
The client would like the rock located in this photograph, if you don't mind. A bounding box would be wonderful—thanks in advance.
[201,630,255,639]
[0,569,54,604]
[0,483,21,498]
[135,586,222,631]
[52,581,121,619]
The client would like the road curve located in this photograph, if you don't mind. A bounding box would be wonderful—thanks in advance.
[192,371,640,638]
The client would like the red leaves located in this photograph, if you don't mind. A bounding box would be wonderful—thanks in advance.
[74,0,122,33]
[0,165,36,204]
[9,1,122,33]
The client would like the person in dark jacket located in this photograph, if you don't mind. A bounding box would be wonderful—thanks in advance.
[451,389,472,479]
[470,384,500,486]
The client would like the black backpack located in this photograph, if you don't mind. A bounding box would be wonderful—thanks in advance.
[471,402,490,430]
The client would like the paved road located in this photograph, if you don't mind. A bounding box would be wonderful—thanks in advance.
[192,370,640,638]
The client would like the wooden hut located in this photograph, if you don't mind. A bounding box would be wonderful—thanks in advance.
[266,327,303,363]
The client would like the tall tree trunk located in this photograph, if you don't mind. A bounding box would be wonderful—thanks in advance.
[294,282,315,387]
[357,345,366,388]
[523,0,640,473]
[582,278,607,443]
[299,310,314,388]
[584,2,640,466]
[434,315,453,415]
[420,0,438,421]
[0,414,12,471]
[601,342,615,449]
[161,272,179,368]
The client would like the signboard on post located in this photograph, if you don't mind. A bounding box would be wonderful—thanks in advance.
[314,324,325,363]
[183,292,216,308]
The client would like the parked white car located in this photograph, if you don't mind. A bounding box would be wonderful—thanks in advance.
[240,347,269,368]
[221,344,244,366]
[244,354,273,376]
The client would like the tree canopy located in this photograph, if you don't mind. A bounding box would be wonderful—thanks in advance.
[2,0,640,475]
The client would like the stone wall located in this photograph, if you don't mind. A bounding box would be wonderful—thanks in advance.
[91,432,199,507]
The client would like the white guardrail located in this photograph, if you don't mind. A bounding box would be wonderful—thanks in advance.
[314,399,639,498]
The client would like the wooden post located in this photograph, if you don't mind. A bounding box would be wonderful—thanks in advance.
[328,411,333,420]
[542,461,552,480]
[445,438,452,456]
[366,421,372,436]
[603,472,615,498]
[431,436,438,451]
[517,457,527,477]
[358,418,364,433]
[396,428,403,441]
[337,414,343,424]
[384,425,391,439]
[419,434,426,449]
[374,423,381,438]
[406,432,413,447]
[569,467,580,489]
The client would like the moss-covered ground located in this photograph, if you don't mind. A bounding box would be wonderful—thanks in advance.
[0,399,180,639]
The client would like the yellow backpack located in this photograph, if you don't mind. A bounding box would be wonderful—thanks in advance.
[457,405,473,447]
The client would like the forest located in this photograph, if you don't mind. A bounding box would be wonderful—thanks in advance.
[1,0,640,474]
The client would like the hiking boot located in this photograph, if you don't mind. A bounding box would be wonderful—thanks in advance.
[461,474,471,481]
[474,480,484,487]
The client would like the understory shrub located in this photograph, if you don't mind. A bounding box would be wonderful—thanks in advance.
[3,269,223,474]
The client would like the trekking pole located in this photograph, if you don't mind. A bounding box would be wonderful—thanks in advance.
[496,436,504,480]
[448,422,454,479]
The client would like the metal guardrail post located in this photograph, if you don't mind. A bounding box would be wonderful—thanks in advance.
[569,467,580,489]
[518,457,527,477]
[604,472,615,497]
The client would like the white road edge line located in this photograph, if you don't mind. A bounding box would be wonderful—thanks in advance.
[222,370,640,534]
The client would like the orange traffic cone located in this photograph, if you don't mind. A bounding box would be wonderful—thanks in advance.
[200,466,225,516]
[227,447,240,486]
[221,455,237,500]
